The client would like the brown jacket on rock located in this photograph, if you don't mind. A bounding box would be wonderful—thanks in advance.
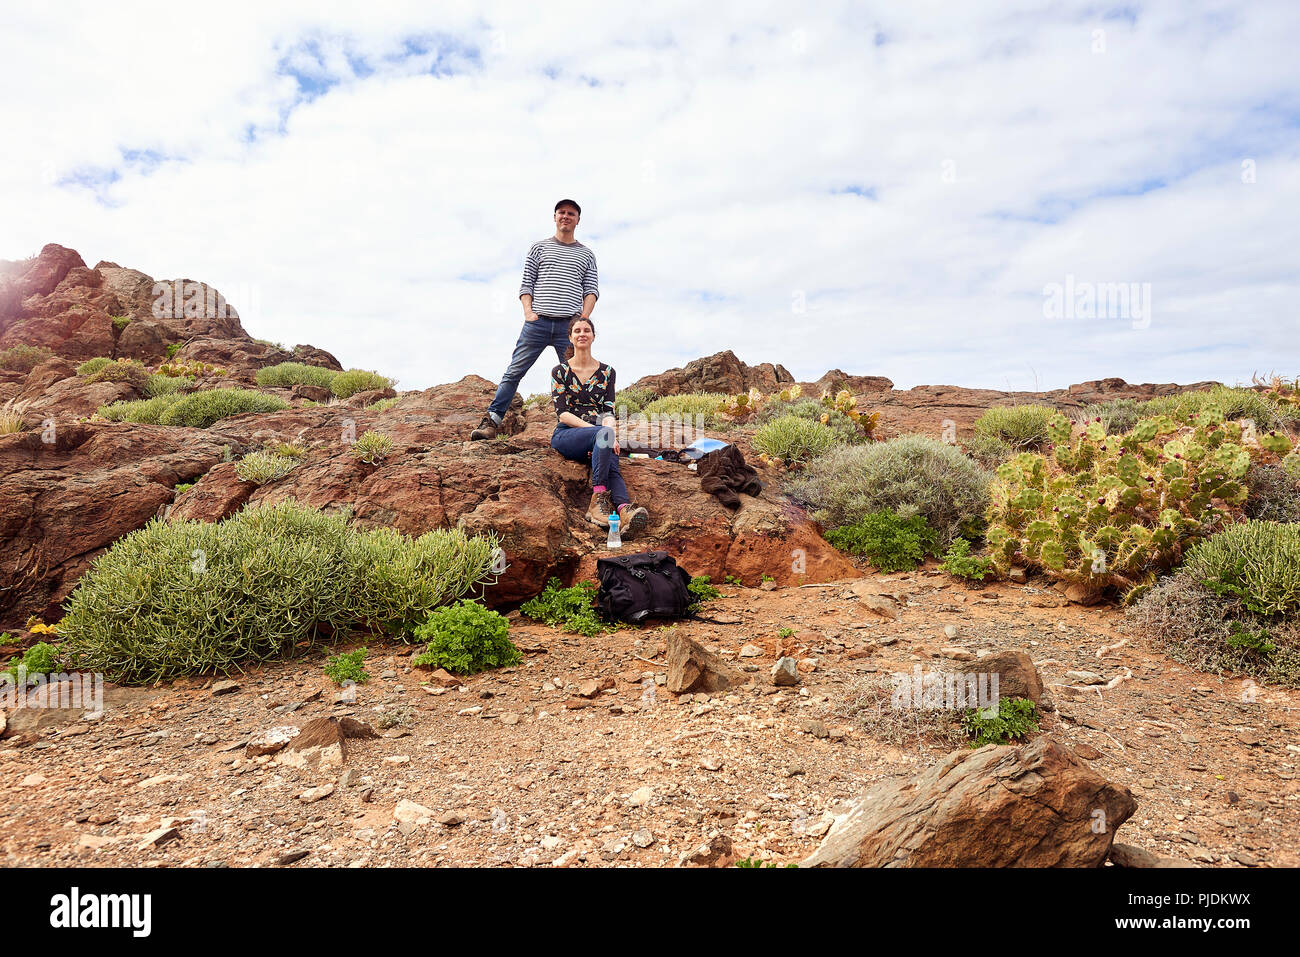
[697,444,763,509]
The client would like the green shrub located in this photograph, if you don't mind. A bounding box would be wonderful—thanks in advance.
[368,396,401,412]
[76,356,113,377]
[1245,465,1300,523]
[520,578,615,636]
[984,411,1271,598]
[95,393,184,424]
[84,358,148,389]
[3,641,63,681]
[613,386,657,417]
[352,430,394,464]
[825,510,938,572]
[687,575,721,611]
[752,415,838,466]
[1184,520,1300,618]
[331,369,396,398]
[777,626,795,639]
[1128,570,1300,687]
[143,373,195,397]
[410,600,521,675]
[158,388,289,427]
[174,482,194,495]
[1137,385,1300,432]
[962,433,1015,470]
[57,499,499,683]
[255,361,339,389]
[962,696,1039,747]
[640,392,728,424]
[324,647,369,685]
[165,343,183,359]
[786,435,991,547]
[110,314,132,331]
[273,441,306,458]
[1074,399,1143,435]
[974,404,1057,451]
[941,538,994,581]
[724,573,742,586]
[0,344,53,372]
[234,450,298,485]
[735,858,797,868]
[757,399,867,445]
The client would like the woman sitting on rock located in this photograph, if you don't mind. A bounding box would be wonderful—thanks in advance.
[550,316,649,537]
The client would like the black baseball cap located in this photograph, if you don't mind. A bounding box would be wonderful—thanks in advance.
[554,199,581,215]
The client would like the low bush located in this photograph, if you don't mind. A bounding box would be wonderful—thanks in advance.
[520,578,615,636]
[1073,398,1143,435]
[143,373,195,397]
[640,392,728,422]
[410,599,521,674]
[1184,520,1300,618]
[157,359,225,378]
[752,415,838,467]
[1245,464,1300,523]
[3,641,62,681]
[57,499,499,682]
[0,344,53,372]
[352,430,394,464]
[825,510,938,572]
[368,396,401,412]
[786,435,991,547]
[1137,385,1300,433]
[324,648,369,685]
[962,696,1039,746]
[974,404,1057,451]
[688,575,722,611]
[331,369,396,398]
[0,398,30,434]
[1129,569,1300,687]
[234,450,298,484]
[158,388,289,427]
[940,538,994,582]
[961,432,1015,470]
[76,356,113,377]
[95,393,184,424]
[757,398,867,445]
[613,386,657,417]
[841,674,969,751]
[164,343,183,359]
[255,361,339,389]
[84,358,148,389]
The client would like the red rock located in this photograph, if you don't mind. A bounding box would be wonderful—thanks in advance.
[631,350,795,396]
[666,633,743,694]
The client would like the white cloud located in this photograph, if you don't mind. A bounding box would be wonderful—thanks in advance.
[2,0,1297,399]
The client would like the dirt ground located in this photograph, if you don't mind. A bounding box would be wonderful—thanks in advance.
[2,565,1296,868]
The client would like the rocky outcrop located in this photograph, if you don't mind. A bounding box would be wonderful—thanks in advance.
[803,369,894,395]
[802,736,1136,867]
[631,350,795,396]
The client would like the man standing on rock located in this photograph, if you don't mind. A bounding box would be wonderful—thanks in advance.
[470,199,599,440]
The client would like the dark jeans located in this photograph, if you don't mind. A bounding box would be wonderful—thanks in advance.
[551,424,629,508]
[488,317,573,421]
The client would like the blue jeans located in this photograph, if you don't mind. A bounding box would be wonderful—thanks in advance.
[488,317,572,421]
[551,424,630,508]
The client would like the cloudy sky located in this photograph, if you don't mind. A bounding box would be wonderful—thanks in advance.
[3,0,1298,397]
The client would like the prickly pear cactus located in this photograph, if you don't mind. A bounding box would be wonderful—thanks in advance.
[984,411,1276,600]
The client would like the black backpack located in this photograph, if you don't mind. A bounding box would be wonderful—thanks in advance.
[595,551,693,624]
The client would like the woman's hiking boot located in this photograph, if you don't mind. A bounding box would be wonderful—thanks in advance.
[585,490,614,528]
[618,503,649,540]
[470,415,499,440]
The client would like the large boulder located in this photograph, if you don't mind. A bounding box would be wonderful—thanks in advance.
[631,350,795,397]
[802,736,1136,867]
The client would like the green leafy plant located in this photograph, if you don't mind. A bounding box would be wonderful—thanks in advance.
[3,641,63,682]
[174,482,194,495]
[234,450,298,484]
[1225,623,1276,656]
[76,356,113,377]
[410,599,521,675]
[255,361,339,389]
[962,696,1039,747]
[724,574,742,586]
[157,388,289,427]
[351,430,394,465]
[974,404,1057,451]
[520,578,615,636]
[825,510,938,573]
[940,538,995,582]
[786,435,991,549]
[760,574,775,583]
[687,575,721,612]
[777,627,795,639]
[110,314,132,331]
[752,415,837,468]
[331,369,396,398]
[164,343,183,359]
[324,647,369,685]
[735,858,797,868]
[0,344,53,372]
[57,499,499,683]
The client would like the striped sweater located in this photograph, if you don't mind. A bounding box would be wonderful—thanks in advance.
[519,237,599,317]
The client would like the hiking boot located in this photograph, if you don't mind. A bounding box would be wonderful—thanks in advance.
[585,490,613,528]
[470,414,499,440]
[618,504,649,540]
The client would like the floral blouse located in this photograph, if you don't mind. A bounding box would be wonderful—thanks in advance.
[551,361,616,425]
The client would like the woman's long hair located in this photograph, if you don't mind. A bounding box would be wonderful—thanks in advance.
[563,316,595,361]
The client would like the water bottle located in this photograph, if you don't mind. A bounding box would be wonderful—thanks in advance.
[607,510,622,548]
